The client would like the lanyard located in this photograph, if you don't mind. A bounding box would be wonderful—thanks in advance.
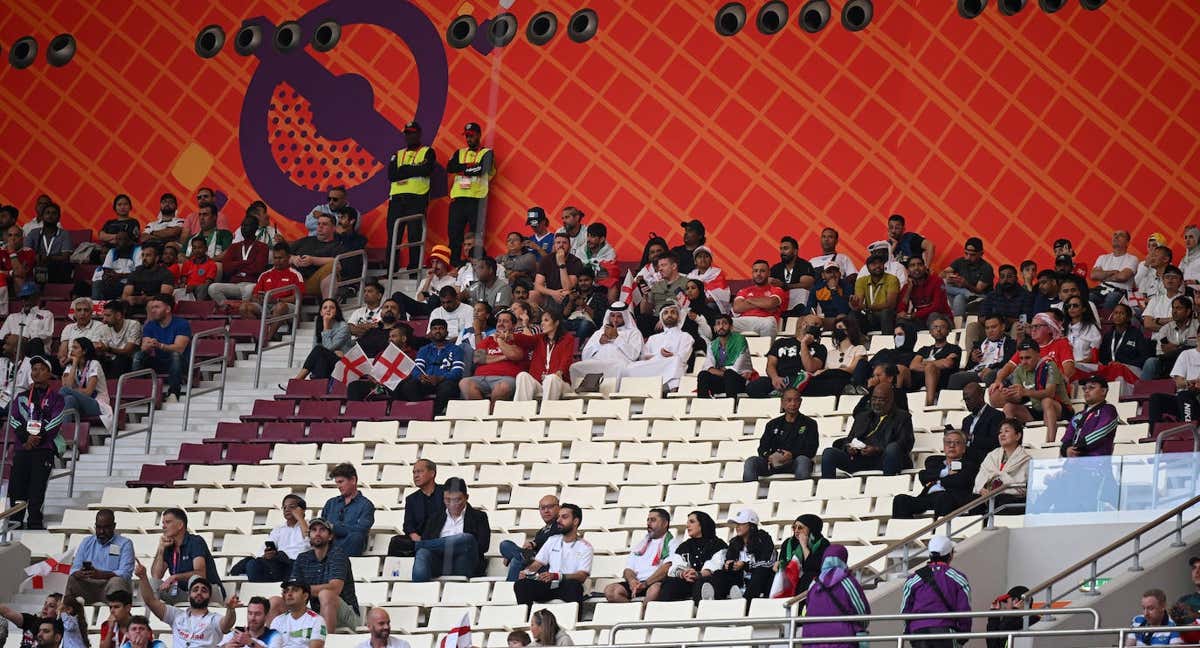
[40,232,57,255]
[240,243,253,262]
[866,414,888,438]
[1110,328,1126,360]
[867,279,883,305]
[782,265,793,284]
[544,340,556,373]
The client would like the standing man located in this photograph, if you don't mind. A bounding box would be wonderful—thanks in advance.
[514,503,593,606]
[387,121,436,271]
[389,459,444,557]
[135,559,236,648]
[319,464,374,557]
[670,220,705,275]
[742,388,819,481]
[900,536,971,646]
[354,609,411,648]
[445,122,495,266]
[8,356,64,530]
[287,518,361,633]
[65,509,134,602]
[132,295,191,403]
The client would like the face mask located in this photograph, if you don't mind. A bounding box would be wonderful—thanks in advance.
[832,329,847,343]
[894,334,905,348]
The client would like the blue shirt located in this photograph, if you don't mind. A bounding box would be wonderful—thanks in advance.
[121,641,166,648]
[529,231,554,255]
[70,533,134,579]
[1130,615,1183,645]
[291,546,358,614]
[164,533,223,594]
[143,316,192,350]
[320,492,375,557]
[414,342,464,381]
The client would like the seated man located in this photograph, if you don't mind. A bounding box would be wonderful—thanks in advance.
[58,297,108,369]
[188,202,234,261]
[142,193,184,245]
[850,250,899,334]
[92,231,142,301]
[120,245,175,308]
[696,314,752,398]
[459,310,537,403]
[290,213,344,297]
[150,507,224,603]
[745,315,827,398]
[239,494,309,582]
[514,504,592,605]
[218,596,280,648]
[821,383,914,477]
[990,339,1072,444]
[208,218,270,308]
[466,256,513,310]
[99,590,133,648]
[65,509,134,603]
[1127,589,1185,646]
[898,256,951,328]
[620,304,692,391]
[346,282,385,337]
[270,581,327,648]
[533,232,583,312]
[742,388,819,481]
[393,245,456,320]
[1,283,54,357]
[569,302,643,385]
[940,236,993,317]
[892,430,980,518]
[960,381,1003,464]
[319,464,374,557]
[561,266,607,341]
[949,314,1016,390]
[241,244,304,341]
[1060,377,1118,458]
[908,315,962,408]
[384,319,462,416]
[1149,347,1200,426]
[388,459,444,558]
[636,253,686,336]
[288,518,361,632]
[178,236,218,300]
[26,202,74,284]
[604,508,680,603]
[97,300,142,378]
[413,477,490,581]
[429,285,472,340]
[732,260,787,337]
[500,495,561,582]
[131,295,191,402]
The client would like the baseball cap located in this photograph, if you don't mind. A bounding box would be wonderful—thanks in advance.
[403,121,421,134]
[928,535,954,556]
[681,219,706,236]
[1164,265,1184,278]
[868,250,889,264]
[187,575,212,592]
[27,355,51,370]
[692,245,713,258]
[1053,238,1072,249]
[1006,585,1030,600]
[308,516,335,532]
[965,237,984,252]
[463,122,482,134]
[280,579,311,593]
[728,508,759,525]
[18,282,39,298]
[823,263,841,273]
[867,240,891,254]
[1148,232,1166,247]
[526,207,546,224]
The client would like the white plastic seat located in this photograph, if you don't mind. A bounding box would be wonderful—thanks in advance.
[370,510,406,533]
[615,441,663,463]
[50,509,97,532]
[278,464,327,488]
[703,625,754,645]
[815,477,864,499]
[579,601,642,628]
[831,520,880,544]
[683,398,735,420]
[766,480,815,502]
[319,443,366,464]
[544,420,591,442]
[674,462,722,483]
[566,440,615,462]
[612,376,663,399]
[374,607,420,633]
[353,420,400,443]
[911,410,946,433]
[651,628,701,642]
[516,442,563,463]
[403,420,451,443]
[205,510,255,534]
[498,421,545,442]
[419,444,467,464]
[672,375,698,398]
[663,483,711,506]
[747,336,773,357]
[560,485,608,509]
[710,482,757,504]
[602,419,649,441]
[440,400,490,421]
[178,465,234,487]
[714,439,757,460]
[697,419,744,440]
[697,598,748,619]
[476,604,529,630]
[648,420,696,441]
[238,487,294,512]
[584,398,632,420]
[532,399,584,421]
[216,533,267,557]
[527,463,577,486]
[466,443,515,464]
[527,602,578,629]
[454,420,499,443]
[612,485,663,508]
[506,484,552,510]
[634,399,687,420]
[490,581,517,605]
[356,582,391,606]
[303,486,340,505]
[232,465,281,486]
[366,443,419,465]
[441,581,492,605]
[468,487,500,511]
[90,487,149,511]
[146,488,195,510]
[733,398,781,420]
[930,389,965,412]
[862,474,915,497]
[664,441,711,463]
[643,600,695,621]
[491,400,537,420]
[425,606,476,632]
[588,554,626,578]
[376,464,418,487]
[389,580,440,603]
[266,443,318,464]
[475,464,524,486]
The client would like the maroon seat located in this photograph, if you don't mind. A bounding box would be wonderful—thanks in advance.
[339,400,389,422]
[294,400,340,422]
[60,421,90,453]
[225,444,271,464]
[390,400,434,422]
[279,379,327,400]
[325,380,347,401]
[259,422,306,443]
[194,338,236,366]
[1127,379,1176,402]
[109,378,164,408]
[175,301,216,318]
[365,247,386,267]
[241,399,295,422]
[42,284,73,300]
[127,463,185,488]
[73,265,98,282]
[188,319,226,334]
[44,301,72,318]
[229,319,263,341]
[307,422,352,442]
[207,421,259,443]
[169,443,222,465]
[66,229,94,245]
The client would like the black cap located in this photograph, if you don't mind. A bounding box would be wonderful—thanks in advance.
[1081,376,1108,389]
[464,122,482,134]
[965,237,983,252]
[868,250,889,264]
[680,219,705,236]
[403,121,421,134]
[1006,585,1030,600]
[1017,339,1040,352]
[526,207,546,224]
[1053,238,1072,249]
[1164,265,1184,278]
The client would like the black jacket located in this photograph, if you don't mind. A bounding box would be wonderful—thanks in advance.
[917,455,980,498]
[961,405,1003,464]
[421,504,491,576]
[757,413,820,459]
[838,407,915,456]
[1099,326,1153,368]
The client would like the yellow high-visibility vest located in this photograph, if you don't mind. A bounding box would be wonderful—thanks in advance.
[389,146,432,196]
[449,147,495,199]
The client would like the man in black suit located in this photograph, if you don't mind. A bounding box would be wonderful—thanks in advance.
[960,381,1003,464]
[411,477,491,581]
[892,430,980,519]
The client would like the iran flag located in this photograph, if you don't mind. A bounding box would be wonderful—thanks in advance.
[439,611,472,648]
[370,343,417,391]
[769,552,802,598]
[334,344,372,384]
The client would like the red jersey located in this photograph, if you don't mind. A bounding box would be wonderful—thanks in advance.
[735,284,788,319]
[179,257,218,287]
[253,266,305,298]
[1009,337,1075,374]
[474,332,537,377]
[0,248,36,275]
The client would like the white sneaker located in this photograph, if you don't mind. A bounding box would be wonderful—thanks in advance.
[699,583,715,600]
[165,393,179,404]
[730,585,743,599]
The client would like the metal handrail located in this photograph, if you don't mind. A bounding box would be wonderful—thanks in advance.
[108,368,160,476]
[182,325,231,431]
[0,502,29,545]
[252,284,302,389]
[1155,421,1200,454]
[57,407,82,497]
[329,248,368,309]
[0,320,30,477]
[384,213,427,297]
[1026,492,1200,609]
[609,608,1099,643]
[784,482,1024,609]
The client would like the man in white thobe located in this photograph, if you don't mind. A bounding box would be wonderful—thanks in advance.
[621,304,693,390]
[570,302,644,385]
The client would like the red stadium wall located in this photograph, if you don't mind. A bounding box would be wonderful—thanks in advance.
[0,0,1195,273]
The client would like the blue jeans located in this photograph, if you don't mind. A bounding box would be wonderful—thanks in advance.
[412,534,479,582]
[132,349,187,395]
[943,285,973,317]
[59,388,101,418]
[563,318,597,343]
[499,540,529,582]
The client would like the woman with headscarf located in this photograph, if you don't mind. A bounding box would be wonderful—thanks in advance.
[695,508,776,601]
[656,511,727,602]
[801,544,870,648]
[682,279,719,364]
[772,514,830,598]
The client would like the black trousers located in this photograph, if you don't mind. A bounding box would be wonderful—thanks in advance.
[694,567,773,601]
[394,292,440,320]
[447,197,482,267]
[907,626,962,647]
[387,194,428,270]
[302,347,340,380]
[891,491,974,519]
[1149,391,1200,425]
[10,449,54,526]
[697,369,746,398]
[398,377,459,416]
[656,576,697,602]
[805,369,853,397]
[513,578,585,605]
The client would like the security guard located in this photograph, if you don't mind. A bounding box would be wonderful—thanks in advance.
[387,121,436,270]
[445,122,495,267]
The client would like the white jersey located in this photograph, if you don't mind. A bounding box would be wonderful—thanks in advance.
[534,534,594,586]
[270,609,327,648]
[162,606,225,648]
[353,639,411,648]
